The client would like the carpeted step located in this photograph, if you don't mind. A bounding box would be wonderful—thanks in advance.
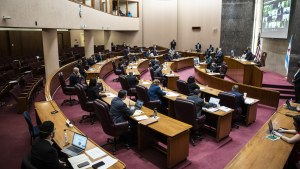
[280,93,295,100]
[262,83,294,89]
[263,87,295,95]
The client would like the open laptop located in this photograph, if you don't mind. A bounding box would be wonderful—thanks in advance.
[193,57,200,65]
[209,97,220,107]
[130,99,144,111]
[286,99,297,111]
[61,132,88,157]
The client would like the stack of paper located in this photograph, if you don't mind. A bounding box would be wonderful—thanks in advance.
[85,147,106,160]
[134,115,148,121]
[219,106,232,112]
[245,98,255,104]
[142,81,151,85]
[200,87,205,90]
[204,107,218,112]
[132,110,143,116]
[105,93,117,98]
[166,92,179,97]
[68,154,92,169]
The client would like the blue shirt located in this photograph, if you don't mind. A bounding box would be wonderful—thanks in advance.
[148,84,166,101]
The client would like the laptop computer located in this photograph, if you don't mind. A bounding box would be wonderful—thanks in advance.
[286,99,297,111]
[130,99,144,111]
[209,97,220,107]
[61,132,88,157]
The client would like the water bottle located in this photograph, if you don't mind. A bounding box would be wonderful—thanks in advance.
[153,108,157,118]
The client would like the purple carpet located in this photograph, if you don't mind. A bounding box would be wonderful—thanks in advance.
[0,67,288,169]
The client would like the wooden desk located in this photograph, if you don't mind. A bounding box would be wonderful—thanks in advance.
[225,104,297,169]
[125,59,149,79]
[35,101,126,169]
[194,66,279,108]
[99,80,192,168]
[139,81,233,141]
[170,57,195,72]
[224,56,263,87]
[162,62,180,91]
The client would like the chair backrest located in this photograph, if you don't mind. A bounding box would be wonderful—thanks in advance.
[174,98,198,128]
[21,154,38,169]
[93,99,116,136]
[136,85,150,103]
[58,72,66,89]
[23,111,34,136]
[261,52,267,67]
[112,61,118,73]
[218,92,237,109]
[119,75,130,90]
[220,64,228,79]
[149,67,155,81]
[176,80,190,95]
[74,83,89,111]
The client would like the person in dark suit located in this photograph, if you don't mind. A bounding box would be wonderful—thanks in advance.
[95,53,102,62]
[207,44,214,52]
[125,47,131,57]
[69,67,82,86]
[31,121,66,169]
[293,61,300,103]
[86,78,106,101]
[187,76,200,93]
[173,52,181,59]
[204,51,213,69]
[228,85,245,107]
[148,79,166,102]
[111,42,116,51]
[126,72,138,88]
[170,40,176,50]
[87,56,96,66]
[187,89,204,117]
[245,48,253,61]
[195,42,201,52]
[215,48,224,64]
[109,90,134,123]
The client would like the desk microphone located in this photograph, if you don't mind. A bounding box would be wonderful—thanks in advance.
[49,101,58,114]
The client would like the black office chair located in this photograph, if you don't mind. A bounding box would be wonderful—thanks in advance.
[112,61,123,82]
[119,75,137,100]
[23,111,40,145]
[58,72,78,106]
[21,154,38,169]
[176,80,191,95]
[135,85,161,110]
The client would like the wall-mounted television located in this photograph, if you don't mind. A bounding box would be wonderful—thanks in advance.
[261,0,291,39]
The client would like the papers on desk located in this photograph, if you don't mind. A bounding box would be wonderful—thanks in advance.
[91,156,118,169]
[166,92,180,97]
[142,81,151,85]
[132,110,143,116]
[85,147,106,160]
[245,98,255,104]
[134,115,148,121]
[68,154,92,169]
[203,107,218,113]
[219,106,232,112]
[129,66,137,69]
[96,62,103,65]
[207,72,220,75]
[250,62,256,64]
[88,68,95,71]
[200,87,205,90]
[105,93,117,98]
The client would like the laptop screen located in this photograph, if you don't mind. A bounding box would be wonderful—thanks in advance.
[194,57,199,65]
[72,133,88,149]
[268,120,273,134]
[209,97,220,105]
[135,99,144,109]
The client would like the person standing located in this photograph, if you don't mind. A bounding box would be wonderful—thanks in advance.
[170,40,176,50]
[195,42,201,52]
[293,61,300,103]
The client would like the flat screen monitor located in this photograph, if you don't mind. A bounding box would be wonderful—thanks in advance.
[261,0,291,39]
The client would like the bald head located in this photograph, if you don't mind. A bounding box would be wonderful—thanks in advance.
[232,85,239,92]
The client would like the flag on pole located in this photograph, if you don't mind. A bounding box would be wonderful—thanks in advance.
[285,35,293,76]
[254,33,262,62]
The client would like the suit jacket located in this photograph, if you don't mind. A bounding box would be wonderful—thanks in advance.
[187,95,204,116]
[87,57,96,66]
[126,75,138,88]
[69,73,81,86]
[86,86,101,101]
[187,82,200,93]
[195,43,201,51]
[154,66,163,77]
[228,91,245,107]
[245,51,253,61]
[109,97,134,123]
[95,54,102,62]
[148,84,166,101]
[31,137,63,169]
[171,41,176,49]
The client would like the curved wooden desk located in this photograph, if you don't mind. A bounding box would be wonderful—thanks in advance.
[43,60,126,169]
[170,57,195,72]
[224,56,263,87]
[194,66,279,108]
[225,104,297,169]
[125,59,149,79]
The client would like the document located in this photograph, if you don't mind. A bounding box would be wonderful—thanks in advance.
[245,98,255,104]
[166,92,179,97]
[219,106,232,112]
[142,81,151,85]
[91,156,118,169]
[85,147,106,160]
[105,93,117,98]
[132,110,143,116]
[203,107,218,112]
[68,154,92,169]
[134,115,149,121]
[200,87,205,90]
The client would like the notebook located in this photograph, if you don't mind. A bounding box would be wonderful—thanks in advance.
[61,132,88,157]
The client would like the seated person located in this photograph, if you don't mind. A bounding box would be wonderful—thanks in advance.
[95,53,103,62]
[144,50,151,58]
[195,42,201,52]
[210,61,220,73]
[154,64,168,87]
[148,79,166,102]
[273,115,300,168]
[173,52,181,59]
[69,67,82,86]
[86,56,96,66]
[128,11,133,17]
[86,78,106,101]
[228,85,245,107]
[207,44,214,52]
[215,48,224,64]
[119,8,125,16]
[31,121,66,169]
[187,89,204,117]
[219,62,228,75]
[187,76,200,93]
[126,72,139,88]
[204,51,213,69]
[109,90,134,123]
[245,48,253,61]
[152,49,158,56]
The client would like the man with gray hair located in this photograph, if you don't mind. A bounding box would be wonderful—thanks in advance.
[69,67,82,86]
[229,85,244,107]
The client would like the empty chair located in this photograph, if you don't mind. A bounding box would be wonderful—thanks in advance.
[119,75,137,100]
[218,92,242,128]
[112,61,123,82]
[149,67,162,81]
[23,111,40,145]
[259,52,267,67]
[21,154,38,169]
[135,85,161,110]
[93,99,129,154]
[58,72,78,106]
[174,98,206,146]
[176,80,191,95]
[75,84,95,125]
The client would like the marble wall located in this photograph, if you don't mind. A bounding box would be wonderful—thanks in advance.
[220,0,255,56]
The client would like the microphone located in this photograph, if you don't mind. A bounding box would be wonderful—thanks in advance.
[49,101,58,114]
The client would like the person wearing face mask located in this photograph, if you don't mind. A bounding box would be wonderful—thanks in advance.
[31,121,67,169]
[109,90,134,123]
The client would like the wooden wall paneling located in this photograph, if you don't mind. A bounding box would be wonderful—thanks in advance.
[20,31,43,57]
[0,31,11,57]
[9,31,23,58]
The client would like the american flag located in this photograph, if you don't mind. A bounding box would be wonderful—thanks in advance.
[285,35,293,76]
[254,33,261,62]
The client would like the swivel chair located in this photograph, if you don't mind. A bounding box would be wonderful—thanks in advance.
[176,80,191,95]
[58,72,78,106]
[23,111,40,145]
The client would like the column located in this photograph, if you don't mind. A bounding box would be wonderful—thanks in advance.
[84,30,94,57]
[42,29,59,79]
